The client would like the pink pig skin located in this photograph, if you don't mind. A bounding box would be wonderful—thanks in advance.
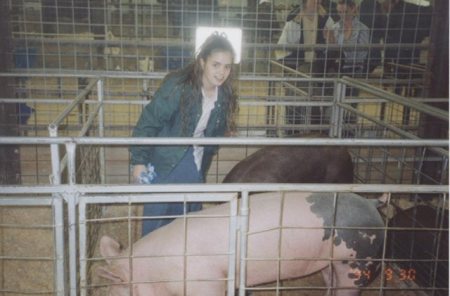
[98,191,383,296]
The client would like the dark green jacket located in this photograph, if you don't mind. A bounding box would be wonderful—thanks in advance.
[130,72,230,180]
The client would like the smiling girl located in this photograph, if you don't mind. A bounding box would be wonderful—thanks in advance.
[130,34,238,236]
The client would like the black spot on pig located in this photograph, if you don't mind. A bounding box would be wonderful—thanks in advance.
[307,193,385,286]
[223,146,353,183]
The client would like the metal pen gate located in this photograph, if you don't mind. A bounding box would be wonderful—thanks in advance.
[1,175,448,296]
[0,69,449,296]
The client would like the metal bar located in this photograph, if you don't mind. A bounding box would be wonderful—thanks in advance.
[330,80,345,138]
[0,70,167,79]
[97,79,106,184]
[0,71,338,83]
[339,102,422,140]
[79,196,87,296]
[270,60,310,78]
[439,157,449,185]
[386,62,427,72]
[53,196,66,296]
[66,143,77,185]
[238,191,249,296]
[0,184,448,195]
[81,193,236,204]
[227,196,239,296]
[65,145,78,296]
[0,198,54,206]
[67,192,78,296]
[340,77,449,121]
[281,81,309,96]
[48,126,61,185]
[0,137,448,147]
[78,103,101,137]
[239,101,334,107]
[49,78,99,128]
[1,71,427,86]
[9,35,428,50]
[2,96,448,106]
[338,103,449,157]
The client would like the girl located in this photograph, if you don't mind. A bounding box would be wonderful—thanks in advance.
[130,33,238,235]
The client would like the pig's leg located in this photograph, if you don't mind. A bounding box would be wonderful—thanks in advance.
[321,264,360,296]
[320,266,333,295]
[333,262,361,296]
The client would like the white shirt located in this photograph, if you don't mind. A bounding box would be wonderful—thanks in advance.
[276,15,334,60]
[193,87,218,171]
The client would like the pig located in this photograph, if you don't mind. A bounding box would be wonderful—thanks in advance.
[97,191,385,296]
[222,146,354,183]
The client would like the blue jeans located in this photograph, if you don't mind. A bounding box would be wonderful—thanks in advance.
[141,147,203,236]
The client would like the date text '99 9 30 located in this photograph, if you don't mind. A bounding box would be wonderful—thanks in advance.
[351,267,416,282]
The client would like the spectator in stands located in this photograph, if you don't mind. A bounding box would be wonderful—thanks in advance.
[276,0,335,74]
[130,34,238,236]
[359,0,385,73]
[275,0,335,130]
[325,0,369,124]
[325,0,370,78]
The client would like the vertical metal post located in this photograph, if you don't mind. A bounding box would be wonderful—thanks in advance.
[66,142,77,185]
[227,196,238,296]
[239,191,250,296]
[330,80,345,138]
[48,124,61,185]
[66,142,78,296]
[53,195,66,296]
[134,0,139,38]
[49,119,65,295]
[79,196,87,296]
[97,79,106,184]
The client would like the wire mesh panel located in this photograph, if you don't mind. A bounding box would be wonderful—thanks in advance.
[0,75,105,185]
[0,135,448,296]
[3,0,446,187]
[0,195,65,296]
[5,0,437,79]
[386,195,449,296]
[79,192,238,296]
[236,190,448,296]
[73,187,447,296]
[1,71,447,191]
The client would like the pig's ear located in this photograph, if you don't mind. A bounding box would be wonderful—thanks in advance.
[99,235,121,264]
[96,266,126,283]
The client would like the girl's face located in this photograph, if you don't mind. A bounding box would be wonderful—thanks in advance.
[200,50,233,90]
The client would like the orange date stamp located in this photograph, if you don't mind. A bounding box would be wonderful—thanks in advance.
[351,267,417,281]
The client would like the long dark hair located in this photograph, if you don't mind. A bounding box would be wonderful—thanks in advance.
[177,33,239,134]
